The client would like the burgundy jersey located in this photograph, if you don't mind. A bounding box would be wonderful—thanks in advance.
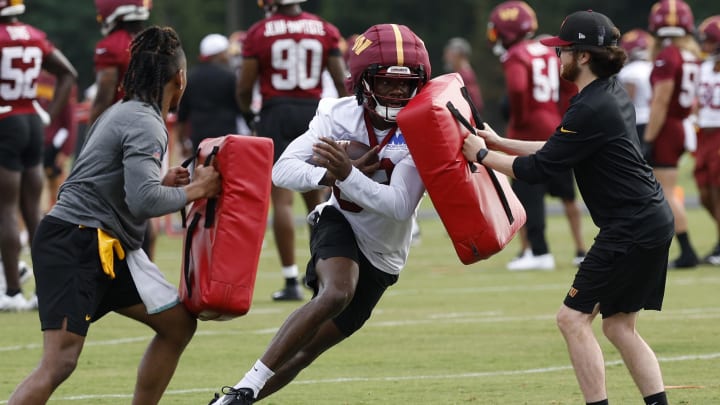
[242,11,341,101]
[502,39,570,141]
[650,44,699,120]
[94,28,133,102]
[0,22,55,118]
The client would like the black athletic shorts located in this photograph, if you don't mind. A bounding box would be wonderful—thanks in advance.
[0,113,44,171]
[563,238,671,318]
[256,97,319,162]
[305,206,398,337]
[32,216,142,336]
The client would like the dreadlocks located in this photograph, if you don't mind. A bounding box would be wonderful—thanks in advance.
[122,26,184,107]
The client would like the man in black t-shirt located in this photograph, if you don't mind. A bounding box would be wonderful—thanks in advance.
[176,33,241,156]
[463,11,672,405]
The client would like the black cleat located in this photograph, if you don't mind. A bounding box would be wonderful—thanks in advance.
[209,386,255,405]
[669,255,699,269]
[271,285,304,301]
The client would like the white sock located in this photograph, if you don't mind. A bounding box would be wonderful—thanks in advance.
[235,359,275,398]
[281,264,298,279]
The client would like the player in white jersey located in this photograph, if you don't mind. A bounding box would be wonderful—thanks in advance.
[618,29,654,144]
[695,15,720,265]
[209,23,430,405]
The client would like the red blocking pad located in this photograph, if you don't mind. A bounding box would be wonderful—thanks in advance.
[179,135,273,320]
[397,73,526,264]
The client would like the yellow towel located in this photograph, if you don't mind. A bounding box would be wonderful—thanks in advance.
[97,229,125,279]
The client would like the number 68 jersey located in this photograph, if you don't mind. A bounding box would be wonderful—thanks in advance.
[0,21,55,118]
[242,10,342,101]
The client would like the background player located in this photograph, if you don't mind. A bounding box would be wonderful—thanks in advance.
[0,0,77,311]
[487,1,586,271]
[237,0,348,301]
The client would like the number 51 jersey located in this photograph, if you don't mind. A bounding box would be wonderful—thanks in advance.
[0,21,55,118]
[242,10,342,101]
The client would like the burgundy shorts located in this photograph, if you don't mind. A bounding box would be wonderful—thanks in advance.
[652,118,686,168]
[694,128,720,187]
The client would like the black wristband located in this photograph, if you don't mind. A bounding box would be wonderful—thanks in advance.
[476,148,489,164]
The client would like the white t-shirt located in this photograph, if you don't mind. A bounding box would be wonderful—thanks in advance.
[618,59,653,125]
[697,58,720,129]
[272,97,425,274]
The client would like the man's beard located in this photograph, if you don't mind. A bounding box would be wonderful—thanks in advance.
[560,56,580,82]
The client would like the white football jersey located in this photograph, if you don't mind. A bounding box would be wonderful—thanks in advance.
[697,58,720,129]
[272,97,425,274]
[617,60,653,125]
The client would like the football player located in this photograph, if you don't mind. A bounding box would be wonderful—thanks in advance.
[644,0,701,268]
[0,0,77,311]
[487,1,586,271]
[695,15,720,265]
[89,0,151,126]
[210,23,429,405]
[618,29,654,145]
[237,0,349,302]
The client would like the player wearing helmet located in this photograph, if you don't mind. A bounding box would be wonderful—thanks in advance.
[487,1,586,271]
[695,15,720,265]
[210,23,429,405]
[89,0,151,126]
[0,0,77,311]
[644,0,702,268]
[618,29,654,144]
[238,0,349,302]
[464,10,672,405]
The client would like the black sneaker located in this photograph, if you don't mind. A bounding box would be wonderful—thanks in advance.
[271,285,304,301]
[209,387,255,405]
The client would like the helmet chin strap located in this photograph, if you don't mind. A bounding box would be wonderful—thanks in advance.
[372,96,402,122]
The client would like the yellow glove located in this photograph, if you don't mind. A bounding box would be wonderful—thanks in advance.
[97,228,125,279]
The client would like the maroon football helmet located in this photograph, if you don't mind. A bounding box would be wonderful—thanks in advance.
[698,16,720,55]
[620,29,653,60]
[648,0,694,37]
[487,1,538,50]
[257,0,306,14]
[346,24,430,123]
[0,0,24,16]
[95,0,151,36]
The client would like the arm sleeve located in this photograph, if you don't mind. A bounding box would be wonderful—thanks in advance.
[504,60,531,127]
[272,102,334,192]
[513,103,605,183]
[122,119,187,219]
[335,157,425,221]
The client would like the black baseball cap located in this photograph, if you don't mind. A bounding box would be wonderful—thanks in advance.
[540,10,619,48]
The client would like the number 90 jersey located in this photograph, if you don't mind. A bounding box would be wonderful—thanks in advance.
[0,21,54,118]
[242,11,341,101]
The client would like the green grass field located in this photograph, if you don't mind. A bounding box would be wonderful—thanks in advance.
[2,158,719,404]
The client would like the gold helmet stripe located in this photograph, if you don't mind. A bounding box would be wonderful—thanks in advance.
[391,24,404,66]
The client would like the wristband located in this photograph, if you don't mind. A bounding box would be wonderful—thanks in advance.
[476,148,489,164]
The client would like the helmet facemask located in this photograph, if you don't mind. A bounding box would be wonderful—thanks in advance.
[360,65,424,122]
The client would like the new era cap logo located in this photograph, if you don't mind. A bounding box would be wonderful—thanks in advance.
[578,32,586,39]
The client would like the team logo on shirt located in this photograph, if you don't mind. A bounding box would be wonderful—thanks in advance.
[151,146,163,161]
